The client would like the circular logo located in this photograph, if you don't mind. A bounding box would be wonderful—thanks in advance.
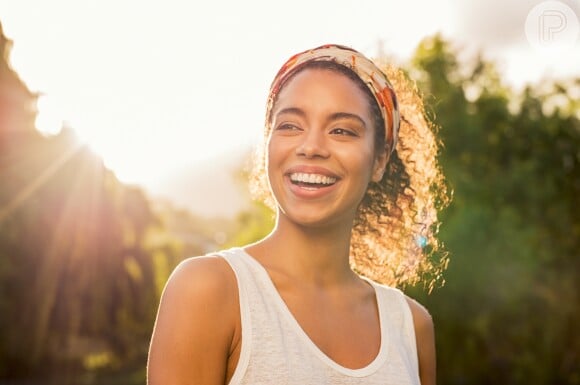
[525,1,580,53]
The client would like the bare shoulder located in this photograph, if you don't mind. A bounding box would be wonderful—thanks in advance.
[147,254,239,385]
[164,254,238,300]
[404,295,434,333]
[404,295,437,385]
[155,254,240,342]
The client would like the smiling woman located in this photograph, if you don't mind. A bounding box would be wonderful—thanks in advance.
[147,44,449,385]
[266,68,382,226]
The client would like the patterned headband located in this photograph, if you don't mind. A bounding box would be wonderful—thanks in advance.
[267,44,400,155]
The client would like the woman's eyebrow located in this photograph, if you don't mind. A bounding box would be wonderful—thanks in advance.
[275,108,366,128]
[275,107,306,118]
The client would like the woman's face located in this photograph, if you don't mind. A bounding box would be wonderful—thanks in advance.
[266,68,387,228]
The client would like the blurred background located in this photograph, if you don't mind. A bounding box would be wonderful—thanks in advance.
[0,0,578,384]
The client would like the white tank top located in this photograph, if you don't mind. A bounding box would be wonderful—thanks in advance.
[218,247,421,385]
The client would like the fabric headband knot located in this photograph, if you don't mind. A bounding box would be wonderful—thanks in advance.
[267,43,400,156]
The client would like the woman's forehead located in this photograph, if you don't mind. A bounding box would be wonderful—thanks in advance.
[272,68,371,115]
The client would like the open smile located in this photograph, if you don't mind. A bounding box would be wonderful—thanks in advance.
[289,172,338,188]
[284,171,341,199]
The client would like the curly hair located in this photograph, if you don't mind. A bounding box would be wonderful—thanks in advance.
[249,59,450,291]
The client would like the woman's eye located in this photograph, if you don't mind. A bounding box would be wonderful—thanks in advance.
[331,128,357,136]
[276,123,300,131]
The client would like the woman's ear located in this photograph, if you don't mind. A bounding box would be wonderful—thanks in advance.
[371,149,388,183]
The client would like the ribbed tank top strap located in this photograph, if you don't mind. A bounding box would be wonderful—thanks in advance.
[216,247,294,385]
[215,247,255,385]
[371,282,420,381]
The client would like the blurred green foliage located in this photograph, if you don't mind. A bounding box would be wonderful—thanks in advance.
[0,24,226,384]
[0,21,578,385]
[405,34,580,384]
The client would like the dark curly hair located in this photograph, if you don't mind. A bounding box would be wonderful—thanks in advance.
[249,59,450,291]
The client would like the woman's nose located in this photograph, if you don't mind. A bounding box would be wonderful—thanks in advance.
[295,129,330,159]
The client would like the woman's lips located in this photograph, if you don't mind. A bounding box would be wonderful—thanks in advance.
[284,166,340,198]
[289,172,337,185]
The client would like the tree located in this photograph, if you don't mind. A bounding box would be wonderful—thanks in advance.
[407,34,580,384]
[0,22,183,381]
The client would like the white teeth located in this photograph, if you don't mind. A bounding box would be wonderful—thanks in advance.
[289,173,337,185]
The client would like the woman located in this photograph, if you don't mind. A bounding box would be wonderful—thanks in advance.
[148,44,448,385]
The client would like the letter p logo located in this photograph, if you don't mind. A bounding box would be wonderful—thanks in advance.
[526,1,580,52]
[539,10,567,43]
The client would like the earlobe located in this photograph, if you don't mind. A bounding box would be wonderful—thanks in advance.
[371,151,388,183]
[371,167,385,183]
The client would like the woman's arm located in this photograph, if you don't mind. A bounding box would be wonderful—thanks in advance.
[147,256,239,385]
[405,296,436,385]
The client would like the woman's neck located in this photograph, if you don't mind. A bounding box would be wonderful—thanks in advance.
[246,214,357,287]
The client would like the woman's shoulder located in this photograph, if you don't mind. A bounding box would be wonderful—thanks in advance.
[403,295,436,385]
[164,253,238,301]
[148,253,241,383]
[404,295,434,335]
[157,253,240,325]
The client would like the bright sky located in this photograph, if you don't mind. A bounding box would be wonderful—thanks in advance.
[1,0,579,193]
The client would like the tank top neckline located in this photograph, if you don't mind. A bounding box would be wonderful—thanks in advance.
[233,247,390,377]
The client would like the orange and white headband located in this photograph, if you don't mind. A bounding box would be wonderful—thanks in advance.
[267,44,400,155]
